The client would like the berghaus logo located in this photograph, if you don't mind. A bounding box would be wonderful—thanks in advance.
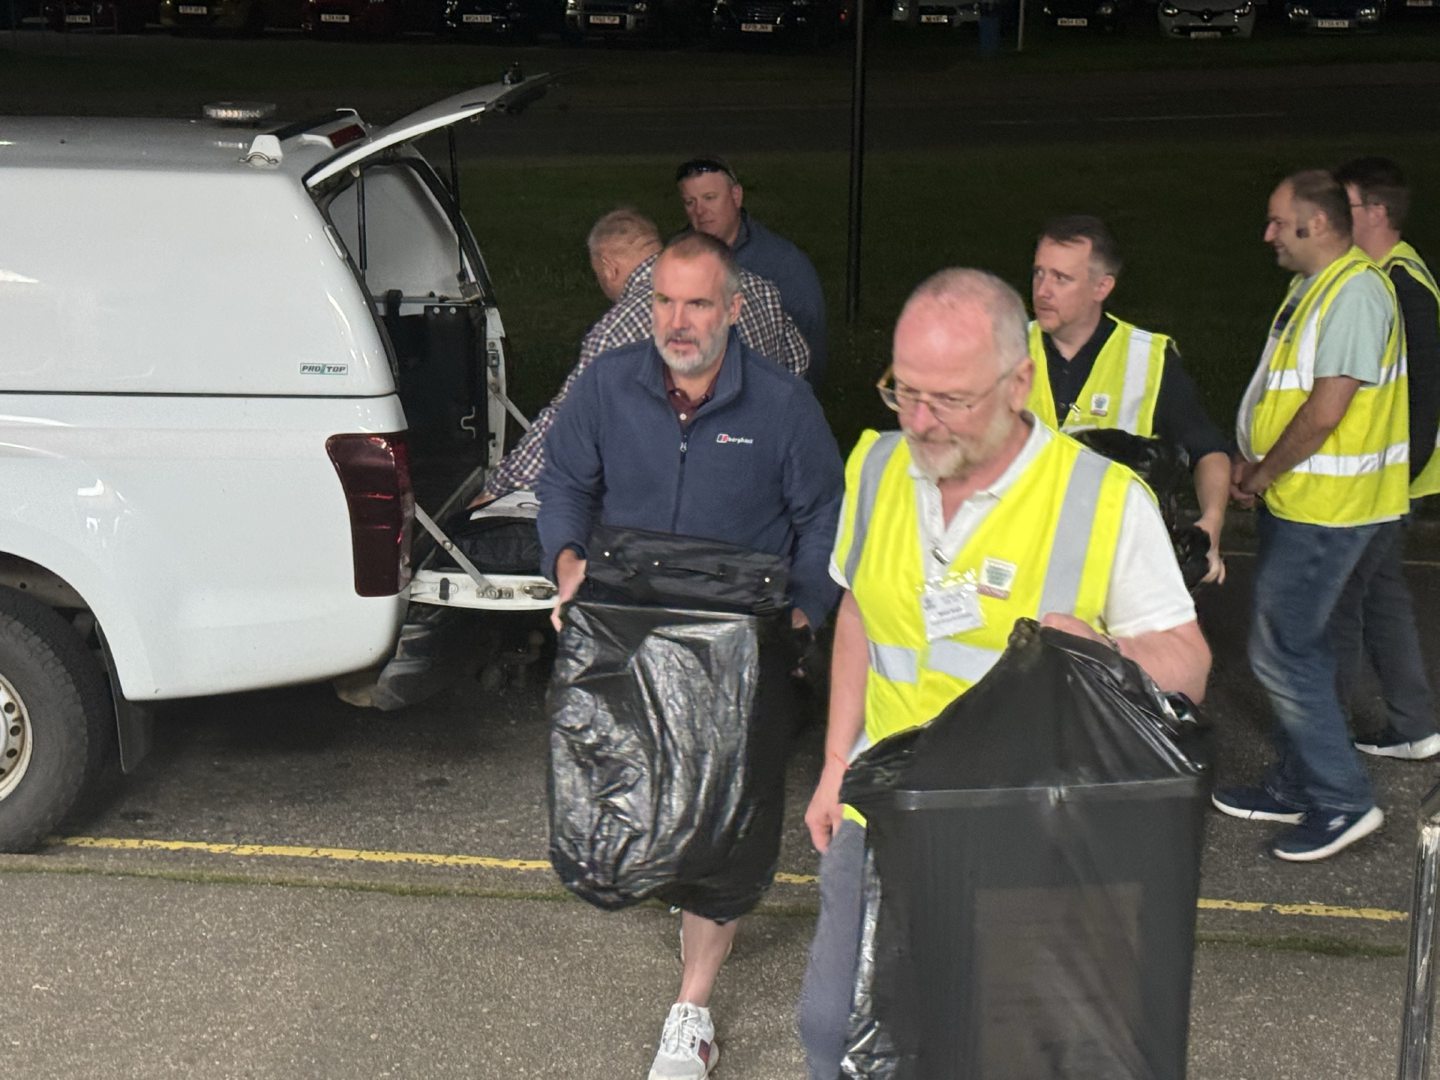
[716,434,754,445]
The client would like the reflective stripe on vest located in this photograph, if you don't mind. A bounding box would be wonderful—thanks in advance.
[1026,316,1169,437]
[1242,248,1410,526]
[843,431,903,584]
[1386,242,1440,499]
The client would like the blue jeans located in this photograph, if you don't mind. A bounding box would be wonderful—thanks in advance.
[1251,507,1382,814]
[1329,517,1438,740]
[797,820,866,1080]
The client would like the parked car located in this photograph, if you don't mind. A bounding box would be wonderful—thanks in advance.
[44,0,155,31]
[0,75,552,853]
[563,0,703,38]
[891,0,977,26]
[1158,0,1254,36]
[1284,0,1381,29]
[158,0,300,31]
[711,0,851,43]
[443,0,562,37]
[1041,0,1123,28]
[303,0,439,33]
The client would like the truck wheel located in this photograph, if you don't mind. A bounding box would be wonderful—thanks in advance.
[0,589,110,853]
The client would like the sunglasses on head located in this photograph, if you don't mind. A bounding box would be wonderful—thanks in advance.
[675,158,738,184]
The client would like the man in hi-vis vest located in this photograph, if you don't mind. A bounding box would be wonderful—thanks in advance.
[1218,169,1410,862]
[1029,215,1232,584]
[795,268,1211,1080]
[1327,157,1440,761]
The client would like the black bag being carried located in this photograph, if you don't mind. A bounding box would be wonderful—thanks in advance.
[1070,429,1212,591]
[840,620,1211,1080]
[581,524,789,615]
[547,528,794,923]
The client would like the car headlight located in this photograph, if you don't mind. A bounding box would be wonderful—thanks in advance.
[1289,4,1307,12]
[1160,3,1179,13]
[1357,5,1377,12]
[1098,2,1113,11]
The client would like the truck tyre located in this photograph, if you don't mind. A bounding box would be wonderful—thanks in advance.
[0,588,110,853]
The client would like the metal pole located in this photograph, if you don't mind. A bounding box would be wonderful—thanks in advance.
[1399,780,1440,1080]
[844,0,868,325]
[1017,0,1026,52]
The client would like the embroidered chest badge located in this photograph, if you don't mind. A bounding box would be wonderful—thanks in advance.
[977,557,1018,600]
[1089,392,1111,418]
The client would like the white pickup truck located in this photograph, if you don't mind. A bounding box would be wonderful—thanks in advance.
[0,75,555,852]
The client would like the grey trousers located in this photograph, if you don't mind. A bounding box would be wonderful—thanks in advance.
[797,819,867,1080]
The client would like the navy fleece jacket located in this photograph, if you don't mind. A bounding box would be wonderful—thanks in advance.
[536,333,844,628]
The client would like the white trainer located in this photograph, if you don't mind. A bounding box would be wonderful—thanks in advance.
[647,1002,720,1080]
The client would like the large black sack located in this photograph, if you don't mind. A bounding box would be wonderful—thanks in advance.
[548,529,795,922]
[839,620,1211,1080]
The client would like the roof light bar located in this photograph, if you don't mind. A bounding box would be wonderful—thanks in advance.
[203,101,278,125]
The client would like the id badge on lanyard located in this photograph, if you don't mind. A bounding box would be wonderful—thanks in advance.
[920,571,984,642]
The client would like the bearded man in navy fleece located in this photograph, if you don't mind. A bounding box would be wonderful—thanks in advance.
[537,229,843,1080]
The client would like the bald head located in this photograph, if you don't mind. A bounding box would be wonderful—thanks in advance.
[897,268,1030,381]
[891,269,1034,485]
[588,208,663,301]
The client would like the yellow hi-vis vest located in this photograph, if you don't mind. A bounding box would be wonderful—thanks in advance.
[1385,241,1440,499]
[1026,315,1170,435]
[1242,247,1409,527]
[831,427,1134,825]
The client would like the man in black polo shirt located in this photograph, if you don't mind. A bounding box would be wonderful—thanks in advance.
[1028,214,1231,584]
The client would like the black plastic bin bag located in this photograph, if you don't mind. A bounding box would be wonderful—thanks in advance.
[1071,429,1212,591]
[839,620,1211,1080]
[547,527,794,923]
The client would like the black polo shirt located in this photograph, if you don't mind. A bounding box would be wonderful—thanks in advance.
[1040,314,1231,467]
[1391,265,1440,480]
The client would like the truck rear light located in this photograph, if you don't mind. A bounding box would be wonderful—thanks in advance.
[326,432,414,597]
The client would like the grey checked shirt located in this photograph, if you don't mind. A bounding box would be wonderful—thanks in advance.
[482,253,810,499]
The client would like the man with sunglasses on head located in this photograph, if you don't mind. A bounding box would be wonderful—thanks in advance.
[796,268,1211,1080]
[676,156,829,391]
[1029,214,1232,584]
[1326,157,1440,761]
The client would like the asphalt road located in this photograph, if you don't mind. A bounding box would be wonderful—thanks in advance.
[3,529,1440,1078]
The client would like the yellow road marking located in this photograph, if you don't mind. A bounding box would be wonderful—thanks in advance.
[49,835,1408,923]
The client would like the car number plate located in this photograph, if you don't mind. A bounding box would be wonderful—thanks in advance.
[65,11,92,19]
[1190,28,1221,35]
[589,12,621,22]
[919,12,949,20]
[1406,0,1432,6]
[1056,15,1087,24]
[177,4,207,11]
[740,20,774,29]
[463,11,493,19]
[320,11,350,19]
[1315,16,1349,24]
